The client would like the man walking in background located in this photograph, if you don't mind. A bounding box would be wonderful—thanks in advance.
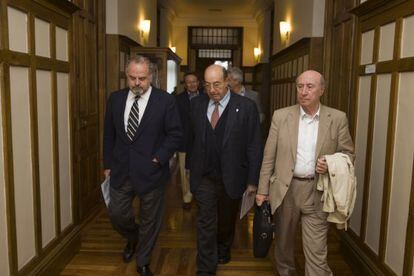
[176,72,203,210]
[227,66,265,123]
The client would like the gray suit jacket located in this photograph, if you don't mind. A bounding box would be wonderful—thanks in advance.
[244,89,265,123]
[257,104,354,214]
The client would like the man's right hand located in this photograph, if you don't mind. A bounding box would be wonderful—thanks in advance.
[104,169,111,178]
[255,194,268,206]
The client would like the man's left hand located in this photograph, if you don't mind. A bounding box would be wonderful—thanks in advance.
[245,184,257,195]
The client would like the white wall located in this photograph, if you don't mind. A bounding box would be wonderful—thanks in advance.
[106,0,157,46]
[273,0,325,53]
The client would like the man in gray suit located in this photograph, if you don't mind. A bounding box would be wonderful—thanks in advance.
[227,67,265,123]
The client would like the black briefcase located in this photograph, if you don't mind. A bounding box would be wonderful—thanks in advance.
[253,201,274,258]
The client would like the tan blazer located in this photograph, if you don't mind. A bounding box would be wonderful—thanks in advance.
[257,104,354,214]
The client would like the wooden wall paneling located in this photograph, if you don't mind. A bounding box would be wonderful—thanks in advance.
[378,16,403,263]
[343,1,414,275]
[50,21,62,239]
[365,73,391,254]
[1,62,19,275]
[27,4,42,261]
[0,64,11,276]
[72,0,102,222]
[0,0,83,274]
[403,158,414,276]
[358,72,376,251]
[326,17,356,113]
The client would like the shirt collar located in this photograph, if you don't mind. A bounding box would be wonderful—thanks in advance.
[240,86,246,96]
[187,90,199,98]
[209,89,231,107]
[300,105,320,120]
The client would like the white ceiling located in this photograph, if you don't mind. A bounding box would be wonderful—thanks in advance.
[159,0,272,19]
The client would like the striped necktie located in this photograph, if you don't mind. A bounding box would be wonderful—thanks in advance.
[127,95,140,141]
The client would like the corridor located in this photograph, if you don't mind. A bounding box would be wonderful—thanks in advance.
[60,163,354,275]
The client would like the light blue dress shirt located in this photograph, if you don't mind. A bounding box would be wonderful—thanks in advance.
[207,90,231,122]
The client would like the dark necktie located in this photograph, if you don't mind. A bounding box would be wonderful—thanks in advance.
[127,95,140,141]
[210,102,220,129]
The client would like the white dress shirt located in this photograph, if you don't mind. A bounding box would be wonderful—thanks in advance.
[124,86,152,132]
[293,105,320,177]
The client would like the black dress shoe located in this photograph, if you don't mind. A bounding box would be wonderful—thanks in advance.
[137,265,153,276]
[182,202,192,210]
[122,241,137,263]
[217,254,231,264]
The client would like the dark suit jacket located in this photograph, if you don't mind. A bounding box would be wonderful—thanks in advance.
[187,92,263,199]
[175,90,203,152]
[103,87,182,195]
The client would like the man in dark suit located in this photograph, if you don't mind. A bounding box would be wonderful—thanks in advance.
[187,64,263,275]
[175,72,203,210]
[103,55,182,276]
[227,66,265,123]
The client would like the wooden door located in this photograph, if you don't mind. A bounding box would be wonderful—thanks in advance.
[323,0,358,132]
[72,0,104,221]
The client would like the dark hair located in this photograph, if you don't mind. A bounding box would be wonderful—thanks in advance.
[183,71,199,81]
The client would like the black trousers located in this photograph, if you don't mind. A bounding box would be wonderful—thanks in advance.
[194,176,241,275]
[108,180,165,266]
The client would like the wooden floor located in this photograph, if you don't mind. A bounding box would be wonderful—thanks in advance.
[61,164,355,275]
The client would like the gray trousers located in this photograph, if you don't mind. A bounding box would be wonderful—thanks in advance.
[108,180,165,266]
[275,178,333,276]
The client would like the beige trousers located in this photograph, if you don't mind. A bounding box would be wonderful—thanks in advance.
[178,152,192,203]
[274,178,332,276]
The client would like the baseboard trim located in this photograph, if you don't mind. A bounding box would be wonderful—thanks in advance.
[31,225,81,276]
[340,232,385,276]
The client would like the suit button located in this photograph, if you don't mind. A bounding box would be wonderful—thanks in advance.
[285,184,289,187]
[331,173,335,177]
[291,169,294,172]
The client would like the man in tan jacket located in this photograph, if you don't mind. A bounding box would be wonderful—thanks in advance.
[256,70,354,276]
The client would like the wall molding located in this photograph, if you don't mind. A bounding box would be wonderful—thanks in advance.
[29,225,80,276]
[341,232,385,276]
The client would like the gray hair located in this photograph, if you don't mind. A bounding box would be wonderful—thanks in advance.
[125,55,155,76]
[227,67,243,83]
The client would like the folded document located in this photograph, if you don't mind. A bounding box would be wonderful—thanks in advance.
[101,176,110,207]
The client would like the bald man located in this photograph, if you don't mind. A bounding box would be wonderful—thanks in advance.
[256,70,354,276]
[186,65,263,275]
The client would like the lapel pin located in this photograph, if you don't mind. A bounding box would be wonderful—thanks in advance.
[236,108,239,112]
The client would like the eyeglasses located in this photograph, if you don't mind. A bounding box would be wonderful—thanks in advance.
[204,82,225,90]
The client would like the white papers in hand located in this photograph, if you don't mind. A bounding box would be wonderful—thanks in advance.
[240,190,256,219]
[101,176,110,207]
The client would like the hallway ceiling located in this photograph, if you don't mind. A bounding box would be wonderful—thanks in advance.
[159,0,272,19]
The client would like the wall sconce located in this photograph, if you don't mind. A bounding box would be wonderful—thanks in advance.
[254,47,261,62]
[170,46,176,53]
[279,21,291,42]
[139,19,151,42]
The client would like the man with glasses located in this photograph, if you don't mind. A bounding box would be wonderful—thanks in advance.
[256,70,354,276]
[186,64,263,275]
